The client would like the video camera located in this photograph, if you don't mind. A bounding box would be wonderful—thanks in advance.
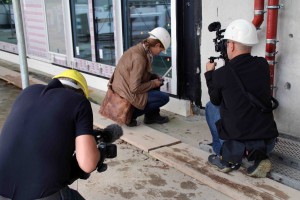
[208,22,229,63]
[69,124,123,184]
[93,124,123,173]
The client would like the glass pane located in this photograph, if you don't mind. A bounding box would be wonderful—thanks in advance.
[70,0,92,60]
[45,0,66,54]
[0,1,16,44]
[124,0,171,77]
[94,0,115,66]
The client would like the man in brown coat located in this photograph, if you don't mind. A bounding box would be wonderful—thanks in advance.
[112,27,171,127]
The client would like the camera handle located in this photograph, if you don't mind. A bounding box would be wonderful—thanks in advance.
[97,163,108,173]
[209,56,220,63]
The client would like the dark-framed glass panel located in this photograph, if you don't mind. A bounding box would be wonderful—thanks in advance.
[70,0,92,60]
[0,0,16,44]
[93,0,115,66]
[45,0,66,54]
[122,0,171,77]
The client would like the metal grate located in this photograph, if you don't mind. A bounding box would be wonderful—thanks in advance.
[271,160,300,182]
[273,137,300,161]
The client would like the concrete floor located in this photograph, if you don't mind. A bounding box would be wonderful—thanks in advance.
[0,74,231,199]
[2,61,298,199]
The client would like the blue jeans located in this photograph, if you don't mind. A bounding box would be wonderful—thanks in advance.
[205,101,275,156]
[205,101,223,155]
[132,90,169,119]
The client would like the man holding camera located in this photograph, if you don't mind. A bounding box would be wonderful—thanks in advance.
[0,69,117,199]
[205,19,278,177]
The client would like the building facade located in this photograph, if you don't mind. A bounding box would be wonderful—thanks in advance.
[0,0,299,140]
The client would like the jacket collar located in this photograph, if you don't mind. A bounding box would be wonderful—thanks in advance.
[229,53,251,65]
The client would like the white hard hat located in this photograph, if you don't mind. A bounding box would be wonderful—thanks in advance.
[148,27,171,54]
[224,19,258,46]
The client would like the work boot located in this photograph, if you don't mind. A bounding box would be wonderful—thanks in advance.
[144,113,169,124]
[247,159,272,178]
[208,154,232,173]
[126,119,138,127]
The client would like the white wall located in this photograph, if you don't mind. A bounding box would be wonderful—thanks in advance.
[201,0,300,138]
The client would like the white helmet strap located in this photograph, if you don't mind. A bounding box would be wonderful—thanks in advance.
[59,79,82,91]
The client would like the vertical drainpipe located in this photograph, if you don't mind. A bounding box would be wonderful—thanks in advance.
[265,0,282,96]
[12,0,29,89]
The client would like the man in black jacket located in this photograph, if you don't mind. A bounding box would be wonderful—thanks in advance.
[205,19,278,177]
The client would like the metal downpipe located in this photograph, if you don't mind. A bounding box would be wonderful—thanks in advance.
[265,0,281,95]
[252,0,265,29]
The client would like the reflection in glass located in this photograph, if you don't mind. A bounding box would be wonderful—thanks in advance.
[45,0,66,54]
[124,0,171,77]
[70,0,92,60]
[94,0,115,66]
[0,1,16,44]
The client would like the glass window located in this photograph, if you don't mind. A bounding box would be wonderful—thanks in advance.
[70,0,92,60]
[94,0,115,66]
[123,0,171,77]
[0,0,16,44]
[45,0,66,54]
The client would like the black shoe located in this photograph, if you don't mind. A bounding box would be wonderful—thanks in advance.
[144,115,169,124]
[247,159,271,178]
[126,119,138,127]
[208,154,232,173]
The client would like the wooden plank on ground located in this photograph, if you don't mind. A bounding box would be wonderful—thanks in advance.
[150,143,300,200]
[0,66,44,88]
[91,103,181,152]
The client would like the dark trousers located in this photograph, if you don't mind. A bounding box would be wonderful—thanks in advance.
[132,90,169,119]
[0,187,85,200]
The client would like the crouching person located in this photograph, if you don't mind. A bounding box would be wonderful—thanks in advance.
[204,19,278,177]
[0,69,101,199]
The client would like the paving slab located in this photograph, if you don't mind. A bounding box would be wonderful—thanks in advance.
[91,103,181,152]
[0,66,44,87]
[150,143,300,200]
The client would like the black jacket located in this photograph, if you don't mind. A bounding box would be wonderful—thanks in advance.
[205,53,278,140]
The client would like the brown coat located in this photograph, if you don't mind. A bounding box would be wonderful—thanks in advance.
[111,43,157,110]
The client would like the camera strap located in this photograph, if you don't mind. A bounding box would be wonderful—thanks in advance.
[229,66,278,113]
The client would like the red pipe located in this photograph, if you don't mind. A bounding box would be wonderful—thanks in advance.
[265,0,279,95]
[252,0,265,29]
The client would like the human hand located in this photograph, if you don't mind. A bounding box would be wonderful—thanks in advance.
[150,73,160,80]
[206,61,216,72]
[152,79,162,88]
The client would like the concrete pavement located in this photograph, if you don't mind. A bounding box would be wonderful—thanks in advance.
[1,61,300,199]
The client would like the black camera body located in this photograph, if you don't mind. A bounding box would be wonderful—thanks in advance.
[69,125,122,184]
[96,142,117,173]
[208,22,229,63]
[160,79,165,86]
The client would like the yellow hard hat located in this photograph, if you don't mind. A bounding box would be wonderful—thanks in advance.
[53,69,89,98]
